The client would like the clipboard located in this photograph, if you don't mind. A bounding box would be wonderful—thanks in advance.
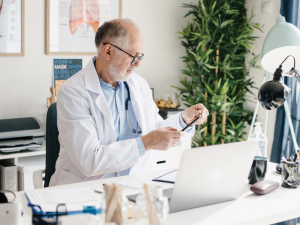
[152,169,177,184]
[25,189,100,216]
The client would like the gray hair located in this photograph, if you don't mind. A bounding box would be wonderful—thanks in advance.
[95,19,138,52]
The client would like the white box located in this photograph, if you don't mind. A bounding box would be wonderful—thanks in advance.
[17,155,45,191]
[0,161,17,192]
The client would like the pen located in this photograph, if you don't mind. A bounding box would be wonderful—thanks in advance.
[181,115,201,131]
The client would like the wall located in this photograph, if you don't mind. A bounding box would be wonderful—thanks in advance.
[0,0,198,127]
[245,0,281,158]
[0,0,281,158]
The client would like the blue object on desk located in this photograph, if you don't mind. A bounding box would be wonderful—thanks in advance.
[25,193,101,217]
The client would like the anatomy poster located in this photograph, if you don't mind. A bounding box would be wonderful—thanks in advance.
[0,0,24,55]
[46,0,121,54]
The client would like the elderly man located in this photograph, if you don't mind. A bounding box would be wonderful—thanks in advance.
[49,19,209,186]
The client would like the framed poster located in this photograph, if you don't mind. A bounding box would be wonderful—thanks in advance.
[0,0,25,56]
[53,59,82,95]
[46,0,122,55]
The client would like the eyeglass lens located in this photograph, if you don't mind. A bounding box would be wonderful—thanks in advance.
[131,55,144,65]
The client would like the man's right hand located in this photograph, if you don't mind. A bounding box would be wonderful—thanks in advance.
[141,127,185,151]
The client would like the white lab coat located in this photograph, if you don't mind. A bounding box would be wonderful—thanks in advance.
[49,58,194,186]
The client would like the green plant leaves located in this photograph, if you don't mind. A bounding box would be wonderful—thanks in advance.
[220,19,234,28]
[173,0,262,147]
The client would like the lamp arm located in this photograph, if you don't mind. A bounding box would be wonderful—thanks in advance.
[280,55,296,68]
[280,55,300,83]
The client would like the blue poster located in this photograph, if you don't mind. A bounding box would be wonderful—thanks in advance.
[53,59,82,94]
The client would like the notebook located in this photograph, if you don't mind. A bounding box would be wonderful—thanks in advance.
[94,180,143,196]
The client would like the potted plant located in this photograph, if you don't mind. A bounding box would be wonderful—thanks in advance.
[173,0,262,147]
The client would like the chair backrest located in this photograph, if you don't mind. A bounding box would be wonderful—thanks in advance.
[44,103,60,187]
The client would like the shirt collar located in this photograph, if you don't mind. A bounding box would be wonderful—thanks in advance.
[94,57,123,90]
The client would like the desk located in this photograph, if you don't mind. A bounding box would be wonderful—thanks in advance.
[15,162,300,225]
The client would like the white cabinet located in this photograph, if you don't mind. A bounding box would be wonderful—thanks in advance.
[0,143,46,191]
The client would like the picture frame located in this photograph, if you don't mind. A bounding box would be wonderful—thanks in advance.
[150,88,154,100]
[0,0,25,56]
[46,0,122,55]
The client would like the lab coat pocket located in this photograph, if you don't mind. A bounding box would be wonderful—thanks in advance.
[57,168,83,186]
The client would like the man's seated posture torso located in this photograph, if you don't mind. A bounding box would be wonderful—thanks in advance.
[49,19,208,187]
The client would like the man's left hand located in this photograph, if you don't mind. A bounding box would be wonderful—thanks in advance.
[181,104,209,125]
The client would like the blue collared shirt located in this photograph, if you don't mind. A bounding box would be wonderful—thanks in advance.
[99,77,145,178]
[96,67,192,178]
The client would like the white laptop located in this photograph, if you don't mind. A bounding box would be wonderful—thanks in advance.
[128,141,257,213]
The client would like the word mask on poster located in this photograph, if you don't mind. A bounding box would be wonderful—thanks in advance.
[53,59,82,95]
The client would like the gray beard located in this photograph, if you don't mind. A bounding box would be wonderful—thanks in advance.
[108,58,132,82]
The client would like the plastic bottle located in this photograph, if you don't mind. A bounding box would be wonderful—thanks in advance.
[151,186,169,225]
[248,122,268,160]
[135,185,169,225]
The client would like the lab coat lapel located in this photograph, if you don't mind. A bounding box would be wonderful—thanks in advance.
[84,58,115,141]
[127,75,147,135]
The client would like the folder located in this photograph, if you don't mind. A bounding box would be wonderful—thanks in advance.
[152,169,177,183]
[25,188,101,216]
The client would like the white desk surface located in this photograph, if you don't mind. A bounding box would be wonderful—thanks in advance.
[15,162,300,225]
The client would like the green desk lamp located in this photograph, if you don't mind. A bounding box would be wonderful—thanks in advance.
[248,15,300,153]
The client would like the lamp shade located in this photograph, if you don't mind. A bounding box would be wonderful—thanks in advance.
[261,15,300,73]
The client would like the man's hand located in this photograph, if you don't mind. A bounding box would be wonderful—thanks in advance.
[141,127,185,151]
[181,103,209,125]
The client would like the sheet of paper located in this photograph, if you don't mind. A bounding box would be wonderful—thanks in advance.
[38,189,98,204]
[0,144,41,152]
[26,188,100,213]
[0,139,38,147]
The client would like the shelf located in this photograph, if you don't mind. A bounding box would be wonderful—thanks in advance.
[0,142,46,160]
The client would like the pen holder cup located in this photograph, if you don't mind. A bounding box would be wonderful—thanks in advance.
[281,162,300,189]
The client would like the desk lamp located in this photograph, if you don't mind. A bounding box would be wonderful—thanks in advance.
[248,15,300,153]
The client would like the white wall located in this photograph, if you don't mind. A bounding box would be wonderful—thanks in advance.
[0,0,281,158]
[245,0,281,158]
[0,0,198,127]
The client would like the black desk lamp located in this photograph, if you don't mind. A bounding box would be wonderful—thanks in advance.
[257,55,299,152]
[247,15,300,153]
[257,55,299,110]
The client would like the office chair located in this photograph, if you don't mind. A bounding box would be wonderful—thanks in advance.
[44,102,60,187]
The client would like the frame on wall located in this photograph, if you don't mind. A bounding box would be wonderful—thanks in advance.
[46,0,122,55]
[0,0,25,56]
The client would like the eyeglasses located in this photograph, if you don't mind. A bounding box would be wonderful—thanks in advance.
[103,43,144,65]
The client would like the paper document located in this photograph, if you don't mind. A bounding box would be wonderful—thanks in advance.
[95,180,143,196]
[25,188,100,213]
[39,189,98,204]
[0,144,41,152]
[0,139,38,147]
[153,170,178,183]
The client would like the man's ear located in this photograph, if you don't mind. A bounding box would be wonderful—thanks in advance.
[102,44,113,61]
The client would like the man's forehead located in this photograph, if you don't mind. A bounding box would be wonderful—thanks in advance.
[128,42,143,55]
[127,32,143,53]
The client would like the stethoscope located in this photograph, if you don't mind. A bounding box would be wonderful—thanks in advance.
[124,82,142,134]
